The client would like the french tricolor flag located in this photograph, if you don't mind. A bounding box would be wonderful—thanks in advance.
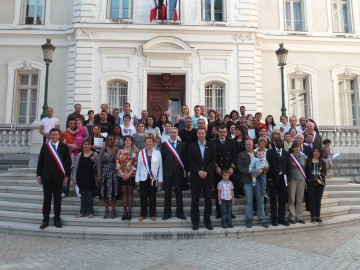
[172,0,179,22]
[161,0,167,22]
[150,0,157,22]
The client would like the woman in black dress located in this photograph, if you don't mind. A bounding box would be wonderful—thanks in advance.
[72,140,98,218]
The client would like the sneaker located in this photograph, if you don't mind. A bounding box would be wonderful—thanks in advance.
[263,193,268,198]
[260,222,269,228]
[252,179,256,187]
[246,220,253,228]
[61,193,67,198]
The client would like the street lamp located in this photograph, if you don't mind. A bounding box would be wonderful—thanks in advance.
[40,38,56,120]
[275,43,288,117]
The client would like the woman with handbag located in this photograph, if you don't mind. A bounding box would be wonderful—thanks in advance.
[72,139,98,218]
[306,147,327,223]
[116,135,138,220]
[135,135,163,221]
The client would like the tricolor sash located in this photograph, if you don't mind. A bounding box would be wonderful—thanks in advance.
[46,142,66,177]
[165,140,186,177]
[141,149,159,185]
[290,153,306,180]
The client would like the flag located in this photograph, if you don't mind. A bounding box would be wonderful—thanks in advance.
[161,0,167,22]
[172,0,179,22]
[150,0,157,22]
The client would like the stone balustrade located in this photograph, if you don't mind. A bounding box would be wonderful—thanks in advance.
[0,125,33,153]
[320,127,360,148]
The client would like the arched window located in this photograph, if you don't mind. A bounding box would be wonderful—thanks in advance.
[288,76,310,118]
[338,76,359,126]
[205,82,224,115]
[17,72,39,124]
[107,80,128,112]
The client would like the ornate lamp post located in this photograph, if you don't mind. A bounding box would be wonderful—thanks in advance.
[40,38,56,120]
[275,43,288,117]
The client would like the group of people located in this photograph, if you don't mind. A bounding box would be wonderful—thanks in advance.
[36,102,332,231]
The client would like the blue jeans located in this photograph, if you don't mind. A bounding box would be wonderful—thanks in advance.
[251,171,266,195]
[80,190,94,215]
[221,199,232,226]
[244,181,265,222]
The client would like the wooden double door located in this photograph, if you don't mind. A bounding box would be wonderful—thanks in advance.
[147,74,185,123]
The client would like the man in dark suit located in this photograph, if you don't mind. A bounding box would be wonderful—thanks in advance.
[189,127,216,230]
[37,128,72,229]
[161,127,188,220]
[212,125,236,218]
[266,136,290,226]
[295,133,312,159]
[305,121,322,149]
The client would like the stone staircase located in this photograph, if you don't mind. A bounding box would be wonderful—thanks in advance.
[0,168,359,240]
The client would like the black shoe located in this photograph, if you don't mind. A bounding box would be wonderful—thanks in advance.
[177,215,186,220]
[246,220,252,228]
[279,220,290,226]
[205,224,213,230]
[260,222,269,228]
[192,225,199,231]
[227,224,234,228]
[162,215,171,220]
[121,213,127,220]
[289,220,296,224]
[215,214,221,219]
[127,215,132,221]
[222,224,228,229]
[316,218,323,223]
[311,218,316,223]
[231,214,236,219]
[297,220,306,224]
[54,219,62,228]
[39,220,49,229]
[272,220,278,226]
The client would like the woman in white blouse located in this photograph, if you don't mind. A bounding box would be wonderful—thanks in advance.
[135,135,163,221]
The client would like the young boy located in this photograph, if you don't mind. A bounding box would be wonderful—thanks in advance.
[248,149,268,197]
[217,169,234,229]
[322,139,334,174]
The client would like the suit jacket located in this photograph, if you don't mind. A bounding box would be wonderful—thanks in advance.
[266,147,290,183]
[36,142,72,181]
[188,141,216,181]
[161,140,188,178]
[313,132,323,149]
[211,137,236,170]
[237,151,254,184]
[301,144,312,159]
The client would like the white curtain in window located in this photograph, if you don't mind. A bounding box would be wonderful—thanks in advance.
[205,83,224,115]
[108,81,128,112]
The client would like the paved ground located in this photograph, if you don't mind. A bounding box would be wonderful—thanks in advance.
[0,223,360,270]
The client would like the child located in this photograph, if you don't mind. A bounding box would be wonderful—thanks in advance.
[248,149,268,197]
[67,118,86,162]
[322,139,334,174]
[217,169,234,229]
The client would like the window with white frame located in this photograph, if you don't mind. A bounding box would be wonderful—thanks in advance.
[338,77,359,126]
[205,82,224,115]
[202,0,226,22]
[108,0,132,19]
[22,0,45,25]
[332,0,353,33]
[288,77,311,119]
[284,0,306,31]
[17,73,39,124]
[108,80,128,112]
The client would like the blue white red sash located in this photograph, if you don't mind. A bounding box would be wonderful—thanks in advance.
[165,140,185,176]
[46,142,66,177]
[141,149,159,185]
[290,153,306,180]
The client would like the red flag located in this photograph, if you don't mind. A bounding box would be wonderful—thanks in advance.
[161,2,167,22]
[173,0,179,22]
[150,0,157,22]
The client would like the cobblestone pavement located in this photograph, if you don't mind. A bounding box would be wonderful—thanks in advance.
[0,223,360,270]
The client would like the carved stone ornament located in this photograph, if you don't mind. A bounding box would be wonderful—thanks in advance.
[77,29,97,38]
[234,33,254,42]
[345,66,353,76]
[23,60,32,70]
[295,65,302,75]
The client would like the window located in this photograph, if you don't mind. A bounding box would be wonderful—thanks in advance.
[108,80,128,112]
[17,74,39,124]
[108,0,132,19]
[205,83,224,115]
[338,78,359,126]
[288,77,311,119]
[285,0,305,31]
[22,0,45,25]
[332,0,353,33]
[202,0,226,22]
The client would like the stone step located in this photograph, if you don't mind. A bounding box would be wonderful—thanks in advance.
[326,190,360,198]
[349,206,360,214]
[0,197,341,216]
[6,168,36,174]
[1,213,360,240]
[0,173,36,180]
[0,205,351,228]
[339,198,360,206]
[323,183,360,191]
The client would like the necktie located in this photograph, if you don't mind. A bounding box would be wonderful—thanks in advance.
[221,140,224,145]
[52,142,56,150]
[172,141,176,148]
[277,149,281,159]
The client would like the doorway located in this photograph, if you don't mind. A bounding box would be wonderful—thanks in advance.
[147,74,185,123]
